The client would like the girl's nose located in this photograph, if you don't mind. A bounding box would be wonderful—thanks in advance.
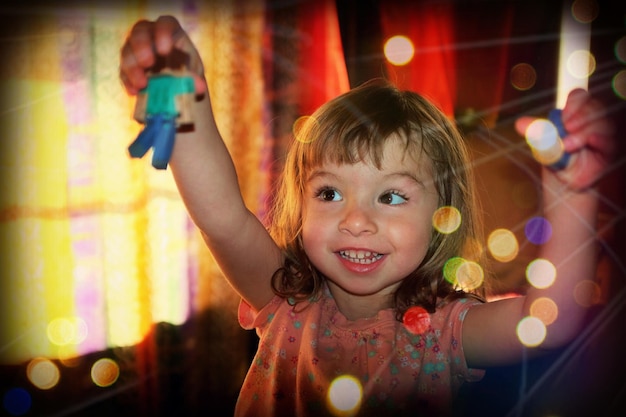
[339,204,377,236]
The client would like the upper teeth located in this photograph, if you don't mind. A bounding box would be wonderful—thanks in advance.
[340,250,383,264]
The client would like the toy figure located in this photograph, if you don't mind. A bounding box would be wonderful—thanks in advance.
[128,67,195,169]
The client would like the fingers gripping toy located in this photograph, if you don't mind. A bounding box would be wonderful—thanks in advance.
[128,58,195,170]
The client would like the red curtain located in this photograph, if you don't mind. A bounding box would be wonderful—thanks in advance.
[380,2,457,117]
[296,0,351,116]
[379,1,514,123]
[452,3,514,125]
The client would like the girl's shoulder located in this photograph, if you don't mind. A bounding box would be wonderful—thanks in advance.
[431,295,484,329]
[238,293,325,331]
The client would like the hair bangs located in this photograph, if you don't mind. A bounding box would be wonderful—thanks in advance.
[294,101,426,177]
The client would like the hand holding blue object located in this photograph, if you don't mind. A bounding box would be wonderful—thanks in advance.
[129,69,195,169]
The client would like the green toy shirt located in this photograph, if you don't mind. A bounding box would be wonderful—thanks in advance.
[143,74,195,118]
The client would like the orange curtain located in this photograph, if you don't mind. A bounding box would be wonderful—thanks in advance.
[0,0,268,362]
[0,0,350,414]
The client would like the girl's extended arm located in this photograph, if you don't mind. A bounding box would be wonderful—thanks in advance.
[462,89,616,368]
[120,16,280,311]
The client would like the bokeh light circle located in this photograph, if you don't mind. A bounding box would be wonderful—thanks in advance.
[516,316,547,347]
[2,388,31,416]
[455,260,484,291]
[526,258,557,289]
[571,0,599,23]
[530,297,559,325]
[327,375,363,416]
[487,228,519,263]
[293,115,318,143]
[384,35,414,66]
[46,316,88,346]
[432,206,461,234]
[91,358,120,387]
[616,36,626,64]
[403,306,431,335]
[443,257,464,285]
[27,358,60,390]
[574,280,602,307]
[47,317,74,346]
[524,120,565,166]
[613,70,626,100]
[58,345,83,368]
[524,119,558,151]
[525,216,552,245]
[510,63,537,91]
[566,50,596,79]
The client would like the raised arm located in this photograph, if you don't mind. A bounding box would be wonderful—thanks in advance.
[120,16,281,311]
[463,89,616,368]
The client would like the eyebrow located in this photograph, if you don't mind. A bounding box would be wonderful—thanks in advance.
[306,170,338,183]
[306,169,427,188]
[387,171,427,187]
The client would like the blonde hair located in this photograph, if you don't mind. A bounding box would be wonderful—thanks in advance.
[268,79,484,318]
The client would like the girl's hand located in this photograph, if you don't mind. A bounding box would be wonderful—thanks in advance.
[515,89,616,191]
[119,15,207,96]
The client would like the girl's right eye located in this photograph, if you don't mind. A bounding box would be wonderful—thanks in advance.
[317,188,342,202]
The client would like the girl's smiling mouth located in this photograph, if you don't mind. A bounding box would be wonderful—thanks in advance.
[336,249,386,273]
[338,250,384,264]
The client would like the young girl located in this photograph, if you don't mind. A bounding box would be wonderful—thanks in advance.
[119,16,615,416]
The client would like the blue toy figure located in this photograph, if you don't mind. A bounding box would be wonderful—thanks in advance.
[128,69,195,169]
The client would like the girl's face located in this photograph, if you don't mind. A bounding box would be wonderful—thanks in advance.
[301,136,439,318]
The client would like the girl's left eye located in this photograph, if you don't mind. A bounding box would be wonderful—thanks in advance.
[379,192,408,205]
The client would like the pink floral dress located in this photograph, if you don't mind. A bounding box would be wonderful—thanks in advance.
[236,288,484,416]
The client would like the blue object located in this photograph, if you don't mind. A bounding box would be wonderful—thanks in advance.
[547,108,570,170]
[3,388,31,416]
[128,114,176,170]
[128,73,195,170]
